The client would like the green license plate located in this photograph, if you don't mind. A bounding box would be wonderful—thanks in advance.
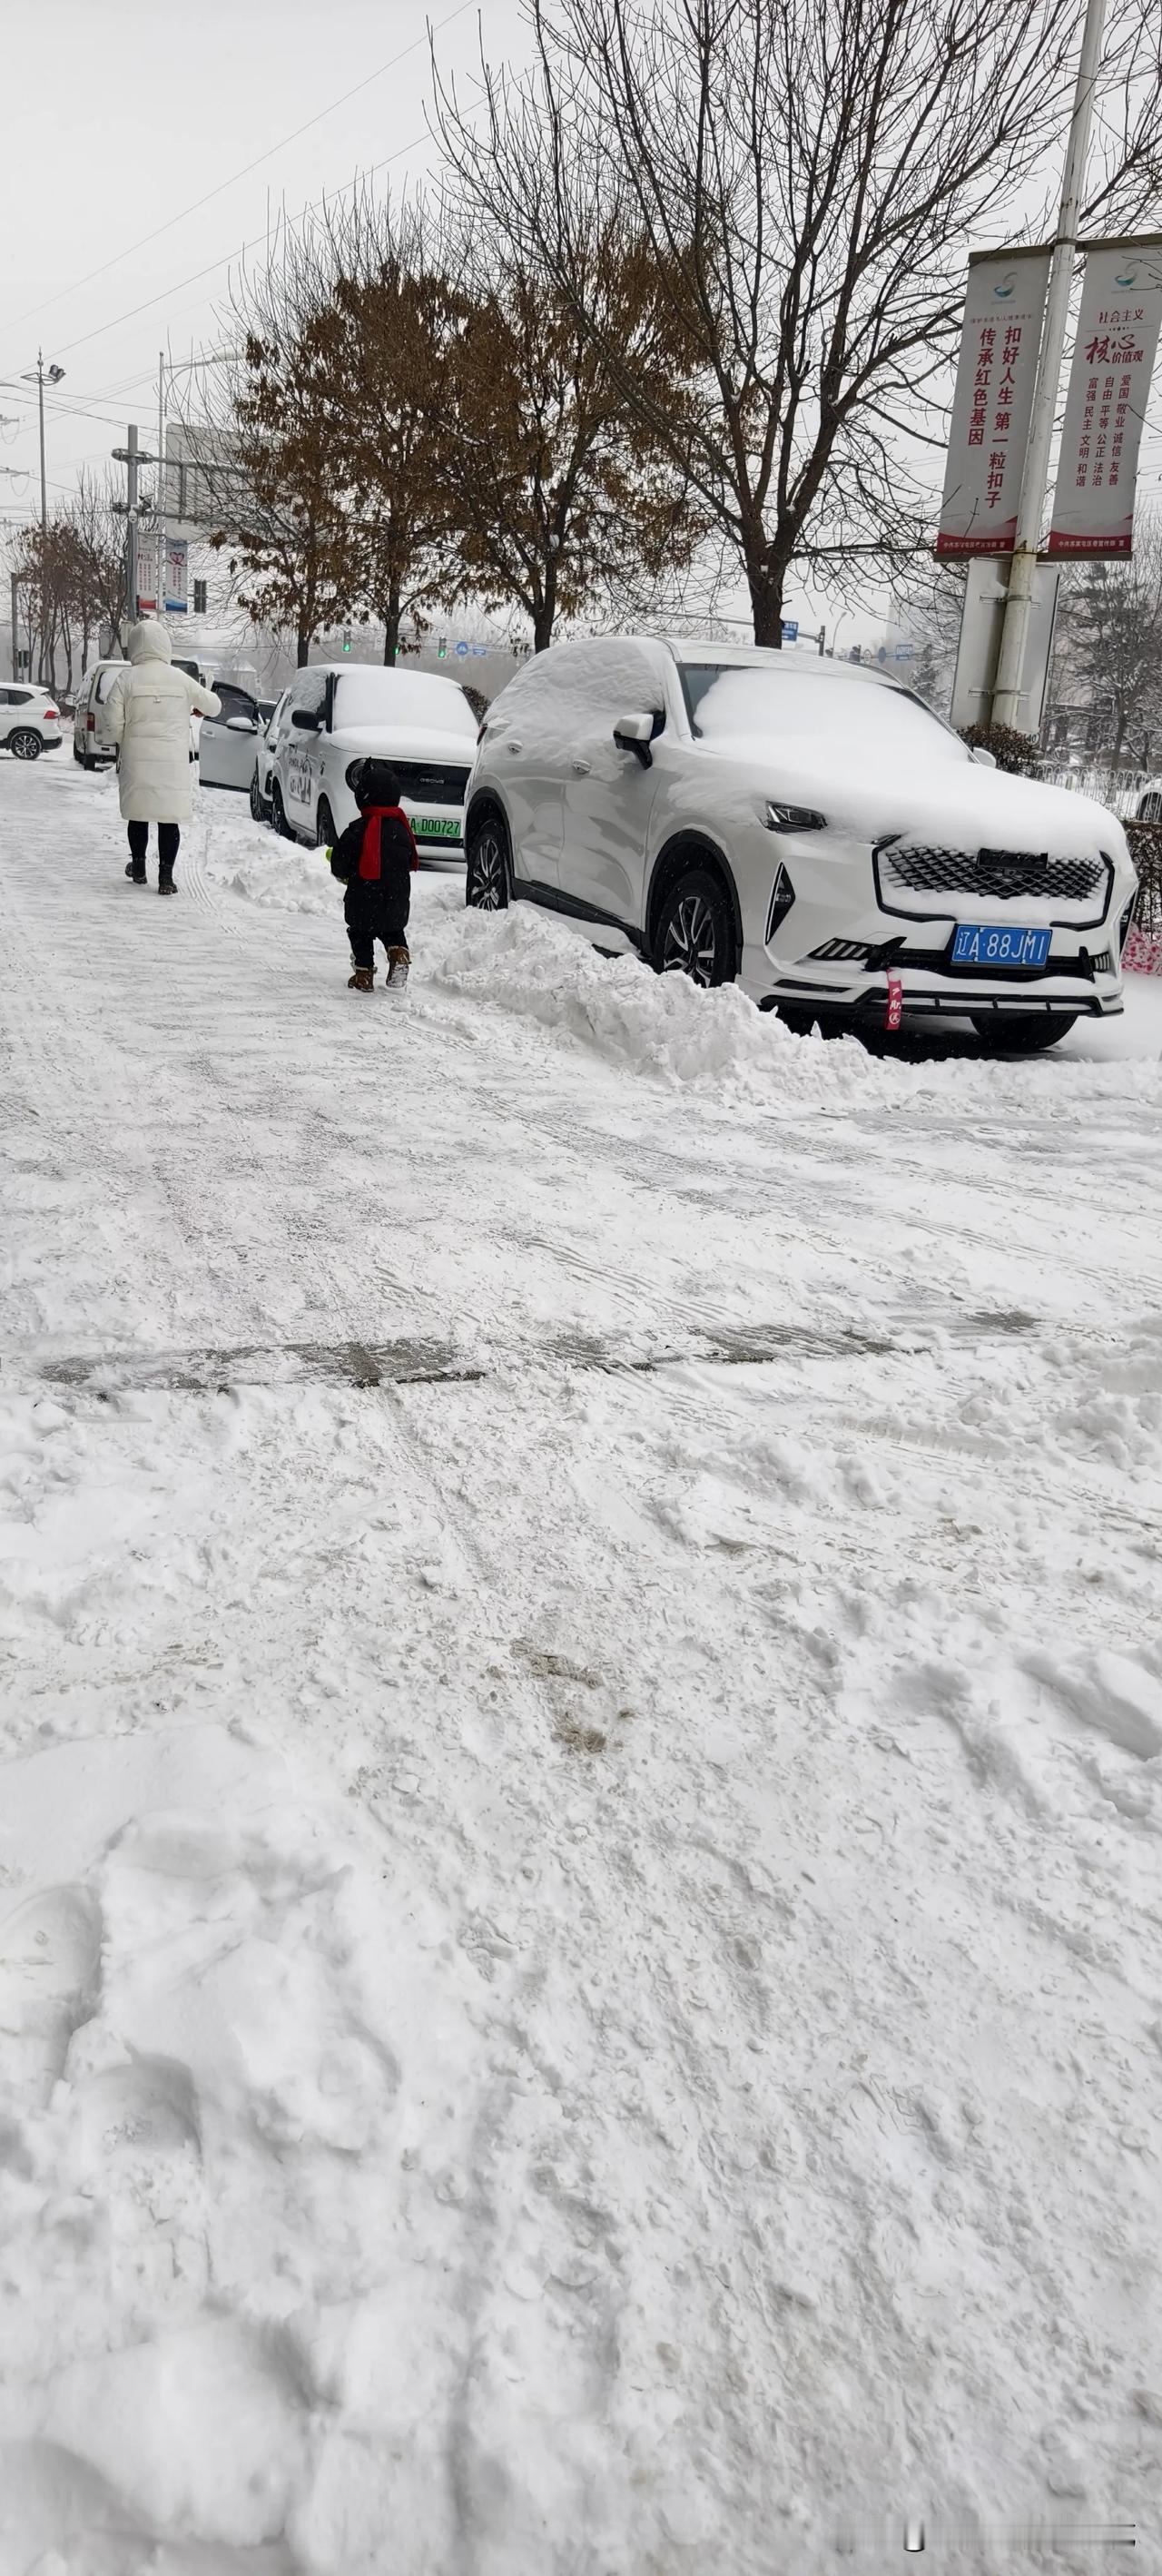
[411,814,462,841]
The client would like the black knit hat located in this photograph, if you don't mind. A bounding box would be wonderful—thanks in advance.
[348,757,402,809]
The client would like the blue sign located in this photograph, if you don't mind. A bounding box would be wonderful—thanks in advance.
[454,640,469,657]
[894,644,914,661]
[782,619,799,643]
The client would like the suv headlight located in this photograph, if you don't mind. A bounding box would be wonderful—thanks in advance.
[764,801,825,832]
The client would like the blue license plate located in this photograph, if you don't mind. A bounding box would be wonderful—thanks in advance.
[951,922,1051,969]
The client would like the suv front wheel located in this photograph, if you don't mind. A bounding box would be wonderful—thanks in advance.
[652,865,736,987]
[466,811,511,910]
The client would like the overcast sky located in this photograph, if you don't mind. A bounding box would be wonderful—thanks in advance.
[2,0,1157,653]
[0,1,529,509]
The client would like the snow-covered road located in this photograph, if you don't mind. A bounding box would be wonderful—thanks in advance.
[2,755,1161,2575]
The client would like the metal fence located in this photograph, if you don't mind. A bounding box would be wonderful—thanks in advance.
[1037,765,1159,820]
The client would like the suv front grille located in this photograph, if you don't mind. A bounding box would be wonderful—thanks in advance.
[881,843,1103,903]
[391,760,472,804]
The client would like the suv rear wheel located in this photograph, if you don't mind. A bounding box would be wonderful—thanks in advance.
[315,796,336,850]
[971,1012,1078,1053]
[652,865,736,987]
[466,811,511,909]
[9,729,42,761]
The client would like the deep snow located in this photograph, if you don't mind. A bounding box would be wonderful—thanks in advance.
[1,757,1161,2575]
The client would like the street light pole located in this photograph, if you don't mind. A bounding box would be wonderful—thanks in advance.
[20,350,65,680]
[990,0,1106,727]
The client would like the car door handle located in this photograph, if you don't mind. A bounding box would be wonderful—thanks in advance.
[571,758,591,775]
[507,739,523,754]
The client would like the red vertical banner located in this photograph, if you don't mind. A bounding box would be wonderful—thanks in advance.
[936,250,1050,557]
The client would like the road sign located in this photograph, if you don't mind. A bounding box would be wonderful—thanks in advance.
[454,640,469,657]
[893,644,914,660]
[782,618,799,643]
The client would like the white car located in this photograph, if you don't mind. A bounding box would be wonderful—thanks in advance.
[73,660,129,768]
[2,683,63,760]
[464,637,1137,1051]
[249,689,291,822]
[197,682,277,795]
[269,665,478,859]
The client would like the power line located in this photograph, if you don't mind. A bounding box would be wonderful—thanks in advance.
[23,122,432,369]
[0,0,478,355]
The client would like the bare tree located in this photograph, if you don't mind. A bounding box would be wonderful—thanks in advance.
[307,191,463,664]
[439,200,702,649]
[436,0,1162,646]
[6,471,128,691]
[1056,513,1162,766]
[175,227,361,666]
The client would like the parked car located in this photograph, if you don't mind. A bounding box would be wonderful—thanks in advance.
[1,684,63,761]
[464,637,1137,1051]
[197,683,278,793]
[1135,784,1162,824]
[73,660,129,768]
[268,665,478,859]
[247,690,291,821]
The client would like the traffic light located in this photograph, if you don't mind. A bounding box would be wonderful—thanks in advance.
[342,629,352,654]
[437,637,447,658]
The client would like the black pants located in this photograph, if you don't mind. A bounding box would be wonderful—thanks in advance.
[344,871,410,972]
[127,821,180,876]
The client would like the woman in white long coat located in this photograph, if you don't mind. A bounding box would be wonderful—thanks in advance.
[104,621,220,894]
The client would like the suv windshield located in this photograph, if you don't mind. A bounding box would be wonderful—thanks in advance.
[680,663,966,762]
[332,669,477,738]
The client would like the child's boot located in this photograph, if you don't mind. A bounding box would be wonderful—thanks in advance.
[348,964,375,992]
[386,945,410,992]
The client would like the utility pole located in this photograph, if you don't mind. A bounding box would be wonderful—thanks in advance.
[20,350,65,680]
[112,426,158,636]
[10,572,21,682]
[991,0,1106,727]
[158,351,167,621]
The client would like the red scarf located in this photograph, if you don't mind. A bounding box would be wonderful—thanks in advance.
[359,804,419,880]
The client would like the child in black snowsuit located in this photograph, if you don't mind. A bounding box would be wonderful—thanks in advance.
[328,759,419,991]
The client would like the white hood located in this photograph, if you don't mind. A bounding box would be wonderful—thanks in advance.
[127,619,173,668]
[702,738,1127,859]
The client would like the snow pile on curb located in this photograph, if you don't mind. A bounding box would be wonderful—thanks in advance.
[421,893,1162,1114]
[422,894,849,1103]
[214,832,336,916]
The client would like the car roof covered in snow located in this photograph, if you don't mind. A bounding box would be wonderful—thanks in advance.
[662,638,893,685]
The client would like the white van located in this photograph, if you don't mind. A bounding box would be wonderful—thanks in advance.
[268,665,478,859]
[73,659,129,769]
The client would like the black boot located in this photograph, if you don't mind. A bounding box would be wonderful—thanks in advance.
[125,860,147,883]
[157,869,177,897]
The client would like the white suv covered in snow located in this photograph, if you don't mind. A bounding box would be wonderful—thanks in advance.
[465,637,1137,1051]
[1,684,64,760]
[268,664,478,861]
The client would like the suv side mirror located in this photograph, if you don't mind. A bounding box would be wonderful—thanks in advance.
[226,714,258,734]
[290,708,320,732]
[613,710,659,769]
[970,745,997,768]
